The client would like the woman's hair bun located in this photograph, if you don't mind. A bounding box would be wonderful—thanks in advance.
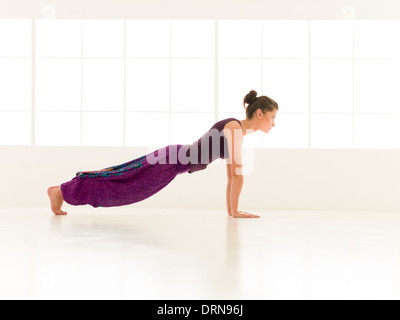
[243,90,258,108]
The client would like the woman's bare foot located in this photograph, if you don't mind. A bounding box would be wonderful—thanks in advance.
[47,186,67,215]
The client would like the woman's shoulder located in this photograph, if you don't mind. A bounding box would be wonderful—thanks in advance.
[223,118,242,130]
[222,119,243,142]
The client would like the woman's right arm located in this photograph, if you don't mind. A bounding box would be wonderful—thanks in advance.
[230,175,243,215]
[230,173,259,218]
[226,163,232,216]
[224,123,260,218]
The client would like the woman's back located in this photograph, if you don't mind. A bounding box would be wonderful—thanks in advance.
[185,118,242,174]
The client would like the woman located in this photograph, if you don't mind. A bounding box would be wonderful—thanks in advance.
[47,90,279,218]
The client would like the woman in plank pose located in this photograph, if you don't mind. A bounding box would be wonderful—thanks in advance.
[47,90,278,218]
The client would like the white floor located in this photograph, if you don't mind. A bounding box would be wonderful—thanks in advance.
[1,206,400,300]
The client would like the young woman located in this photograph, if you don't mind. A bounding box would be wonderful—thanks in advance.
[47,90,279,218]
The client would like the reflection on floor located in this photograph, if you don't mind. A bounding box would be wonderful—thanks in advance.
[0,206,400,300]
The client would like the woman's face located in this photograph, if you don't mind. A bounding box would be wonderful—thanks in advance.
[258,109,277,134]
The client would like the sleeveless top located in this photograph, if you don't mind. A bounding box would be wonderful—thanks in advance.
[184,118,243,174]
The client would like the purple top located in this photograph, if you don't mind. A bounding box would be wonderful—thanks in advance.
[185,118,243,174]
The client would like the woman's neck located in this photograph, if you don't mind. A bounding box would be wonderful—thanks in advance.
[240,119,258,136]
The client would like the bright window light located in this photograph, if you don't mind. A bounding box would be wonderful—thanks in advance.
[355,60,400,114]
[35,112,80,146]
[82,58,124,111]
[0,112,31,145]
[35,58,81,111]
[219,20,263,58]
[311,114,353,148]
[355,114,400,149]
[171,59,215,112]
[126,58,170,112]
[355,21,400,59]
[171,20,215,58]
[171,113,214,145]
[1,19,400,149]
[126,20,170,58]
[219,59,262,113]
[0,20,31,57]
[218,113,244,122]
[311,59,353,113]
[125,112,170,147]
[263,59,309,113]
[82,112,124,146]
[82,20,124,58]
[264,20,309,58]
[0,58,31,110]
[36,20,81,57]
[311,20,353,58]
[264,113,309,148]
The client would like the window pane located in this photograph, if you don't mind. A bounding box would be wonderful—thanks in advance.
[264,20,309,58]
[355,21,400,59]
[311,114,353,148]
[171,59,214,112]
[171,20,215,58]
[82,59,124,111]
[126,20,170,58]
[263,59,309,113]
[36,20,81,57]
[82,112,123,146]
[311,21,353,58]
[0,112,31,145]
[170,113,214,145]
[35,58,81,111]
[35,112,80,146]
[82,20,124,58]
[355,114,400,149]
[125,112,170,147]
[311,60,353,113]
[355,60,400,114]
[217,112,243,122]
[0,58,31,110]
[126,59,170,112]
[263,113,309,148]
[0,20,31,57]
[219,59,262,113]
[219,21,262,58]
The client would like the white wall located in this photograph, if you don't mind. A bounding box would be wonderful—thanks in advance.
[1,0,400,212]
[1,0,400,20]
[2,146,400,212]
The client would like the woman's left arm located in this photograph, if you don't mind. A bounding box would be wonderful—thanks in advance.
[226,163,232,216]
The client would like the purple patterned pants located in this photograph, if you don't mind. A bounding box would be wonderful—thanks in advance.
[60,144,191,208]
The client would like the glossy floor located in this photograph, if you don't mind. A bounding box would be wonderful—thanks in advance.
[1,207,400,300]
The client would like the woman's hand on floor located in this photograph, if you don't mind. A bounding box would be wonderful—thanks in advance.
[232,210,260,218]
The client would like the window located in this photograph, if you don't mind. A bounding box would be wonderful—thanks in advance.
[35,20,81,146]
[0,20,32,145]
[1,19,400,149]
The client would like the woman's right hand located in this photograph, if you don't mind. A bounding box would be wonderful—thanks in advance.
[232,210,260,218]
